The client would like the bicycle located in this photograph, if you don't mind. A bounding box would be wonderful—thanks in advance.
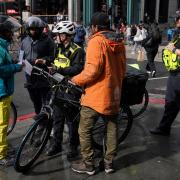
[7,102,17,136]
[14,66,133,172]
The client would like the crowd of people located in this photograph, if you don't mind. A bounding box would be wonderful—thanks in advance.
[0,9,180,176]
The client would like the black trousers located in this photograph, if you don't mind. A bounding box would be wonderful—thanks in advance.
[158,73,180,132]
[146,49,158,72]
[52,103,79,148]
[27,87,50,114]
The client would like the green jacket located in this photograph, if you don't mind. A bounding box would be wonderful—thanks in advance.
[0,38,21,98]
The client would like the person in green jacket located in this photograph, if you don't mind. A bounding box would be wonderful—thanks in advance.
[0,15,23,166]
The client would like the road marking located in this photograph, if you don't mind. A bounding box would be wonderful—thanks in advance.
[17,113,35,122]
[149,97,165,104]
[148,76,168,81]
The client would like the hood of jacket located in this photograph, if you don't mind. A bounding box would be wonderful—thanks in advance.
[90,31,124,53]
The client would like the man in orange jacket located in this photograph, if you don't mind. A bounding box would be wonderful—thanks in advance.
[71,12,126,175]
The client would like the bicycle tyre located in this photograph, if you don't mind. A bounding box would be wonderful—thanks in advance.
[130,88,149,119]
[7,102,17,136]
[14,113,52,172]
[92,105,133,151]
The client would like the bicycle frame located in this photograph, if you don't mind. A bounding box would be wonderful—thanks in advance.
[33,66,82,121]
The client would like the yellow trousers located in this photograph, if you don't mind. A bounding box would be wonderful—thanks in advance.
[0,96,12,159]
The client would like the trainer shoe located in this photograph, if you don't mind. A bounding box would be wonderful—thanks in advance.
[104,159,115,174]
[71,160,95,175]
[151,71,156,78]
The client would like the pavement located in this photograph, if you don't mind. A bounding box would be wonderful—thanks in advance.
[4,41,180,180]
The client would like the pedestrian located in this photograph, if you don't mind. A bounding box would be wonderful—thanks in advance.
[125,25,131,45]
[142,22,162,77]
[20,16,56,121]
[73,21,86,47]
[71,12,126,175]
[46,21,85,159]
[167,26,174,41]
[131,24,145,54]
[0,15,23,166]
[150,11,180,136]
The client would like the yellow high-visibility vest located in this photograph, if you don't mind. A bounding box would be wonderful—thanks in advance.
[54,43,80,68]
[162,37,180,71]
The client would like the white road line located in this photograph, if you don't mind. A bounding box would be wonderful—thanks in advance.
[148,76,168,81]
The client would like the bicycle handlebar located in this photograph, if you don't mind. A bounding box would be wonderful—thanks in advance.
[32,66,84,94]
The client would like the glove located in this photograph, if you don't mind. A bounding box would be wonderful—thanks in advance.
[50,63,64,74]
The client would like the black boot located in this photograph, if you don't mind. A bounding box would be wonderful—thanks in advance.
[46,143,62,156]
[150,127,170,136]
[67,146,78,160]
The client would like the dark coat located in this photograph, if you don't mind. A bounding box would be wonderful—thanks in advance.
[21,33,56,88]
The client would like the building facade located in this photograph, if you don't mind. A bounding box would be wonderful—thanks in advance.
[82,0,180,25]
[3,0,178,25]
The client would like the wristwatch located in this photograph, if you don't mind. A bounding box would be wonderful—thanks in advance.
[172,47,177,53]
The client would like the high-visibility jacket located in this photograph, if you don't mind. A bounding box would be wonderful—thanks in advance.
[162,36,180,71]
[54,43,80,68]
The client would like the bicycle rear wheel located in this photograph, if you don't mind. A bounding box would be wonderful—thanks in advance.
[7,102,17,136]
[92,106,133,151]
[130,88,149,118]
[14,113,52,172]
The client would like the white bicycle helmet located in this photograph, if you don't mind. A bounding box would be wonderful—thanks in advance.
[52,21,75,35]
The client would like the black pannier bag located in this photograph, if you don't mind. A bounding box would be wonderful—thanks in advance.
[120,66,149,106]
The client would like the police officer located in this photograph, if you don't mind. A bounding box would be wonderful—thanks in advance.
[150,11,180,136]
[20,16,55,119]
[46,21,84,159]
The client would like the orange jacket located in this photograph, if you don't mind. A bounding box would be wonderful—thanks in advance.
[72,31,126,115]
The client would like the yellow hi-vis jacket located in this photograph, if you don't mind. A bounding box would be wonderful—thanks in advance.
[162,36,180,71]
[54,43,80,68]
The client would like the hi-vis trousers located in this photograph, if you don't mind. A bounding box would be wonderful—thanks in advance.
[0,96,12,159]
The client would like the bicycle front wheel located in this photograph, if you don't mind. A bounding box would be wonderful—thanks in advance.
[7,102,17,136]
[14,113,52,172]
[92,106,133,151]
